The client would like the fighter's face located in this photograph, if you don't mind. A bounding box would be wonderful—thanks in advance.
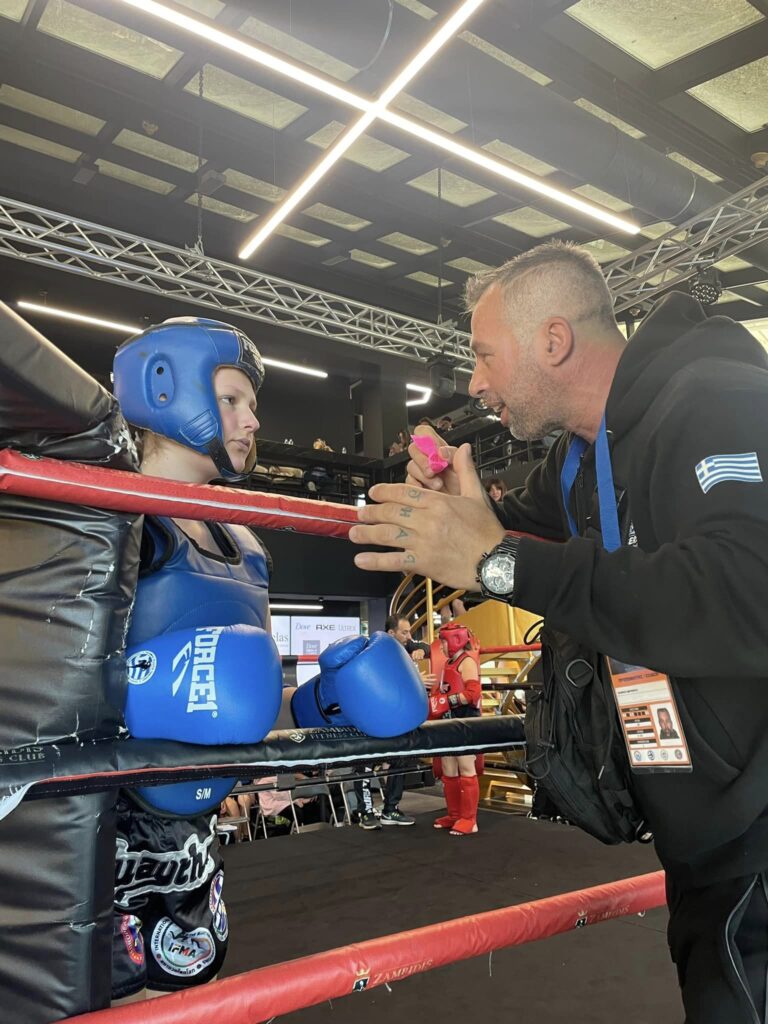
[215,367,259,475]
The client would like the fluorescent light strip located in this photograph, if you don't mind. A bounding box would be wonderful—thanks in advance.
[18,301,328,378]
[380,110,639,233]
[269,603,323,611]
[262,357,327,379]
[240,0,487,257]
[116,0,640,240]
[240,113,378,258]
[406,383,432,406]
[18,300,140,334]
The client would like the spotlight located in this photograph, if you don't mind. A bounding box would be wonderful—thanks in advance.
[689,267,722,306]
[427,355,456,399]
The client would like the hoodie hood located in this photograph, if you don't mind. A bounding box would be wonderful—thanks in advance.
[606,291,768,438]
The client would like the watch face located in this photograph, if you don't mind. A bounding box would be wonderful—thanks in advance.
[481,553,516,595]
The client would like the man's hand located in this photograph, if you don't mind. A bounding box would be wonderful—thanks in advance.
[406,424,461,495]
[350,443,505,589]
[421,673,438,691]
[411,649,426,662]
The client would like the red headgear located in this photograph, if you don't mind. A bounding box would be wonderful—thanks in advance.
[439,622,470,657]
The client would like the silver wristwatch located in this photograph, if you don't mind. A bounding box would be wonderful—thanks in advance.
[476,535,520,601]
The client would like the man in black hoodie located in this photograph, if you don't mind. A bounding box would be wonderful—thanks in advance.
[350,241,768,1023]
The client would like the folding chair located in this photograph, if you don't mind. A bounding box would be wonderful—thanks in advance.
[286,781,340,832]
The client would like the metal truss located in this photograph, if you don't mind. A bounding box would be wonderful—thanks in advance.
[1,181,766,377]
[0,195,474,370]
[605,175,768,315]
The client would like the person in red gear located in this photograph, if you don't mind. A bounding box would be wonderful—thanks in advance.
[429,623,482,836]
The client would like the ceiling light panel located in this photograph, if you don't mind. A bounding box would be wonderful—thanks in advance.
[114,129,199,171]
[240,16,358,83]
[641,220,681,239]
[715,255,753,272]
[406,271,455,287]
[275,223,330,247]
[96,159,175,194]
[184,66,307,130]
[185,194,256,221]
[493,207,570,237]
[459,31,552,86]
[0,85,105,136]
[175,0,224,15]
[349,249,396,269]
[303,203,371,231]
[567,0,763,70]
[394,0,437,19]
[391,93,467,134]
[306,121,410,172]
[0,123,81,163]
[482,139,556,177]
[378,231,438,255]
[667,151,723,183]
[582,239,631,264]
[407,168,496,207]
[223,169,286,203]
[38,0,182,79]
[1,0,29,21]
[573,98,646,139]
[446,256,493,274]
[687,56,768,133]
[574,184,633,213]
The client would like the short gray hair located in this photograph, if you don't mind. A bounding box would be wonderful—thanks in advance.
[465,240,617,335]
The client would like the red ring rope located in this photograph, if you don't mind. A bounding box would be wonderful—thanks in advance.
[480,645,541,654]
[0,450,356,539]
[70,871,665,1024]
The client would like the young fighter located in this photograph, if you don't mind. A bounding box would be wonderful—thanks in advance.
[429,623,482,836]
[111,317,426,1000]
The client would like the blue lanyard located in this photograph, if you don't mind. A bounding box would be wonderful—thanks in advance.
[560,417,622,553]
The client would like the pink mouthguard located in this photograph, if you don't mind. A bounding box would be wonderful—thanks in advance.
[411,434,450,474]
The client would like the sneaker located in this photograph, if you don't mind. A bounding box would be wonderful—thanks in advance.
[359,811,381,830]
[380,808,415,826]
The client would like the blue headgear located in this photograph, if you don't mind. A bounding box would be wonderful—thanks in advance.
[113,317,264,479]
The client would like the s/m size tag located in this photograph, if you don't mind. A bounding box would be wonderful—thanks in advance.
[605,657,692,773]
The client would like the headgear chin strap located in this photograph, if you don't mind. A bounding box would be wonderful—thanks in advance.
[439,622,471,657]
[113,317,264,480]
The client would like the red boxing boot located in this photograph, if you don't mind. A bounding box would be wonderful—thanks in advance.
[433,774,462,829]
[450,775,480,836]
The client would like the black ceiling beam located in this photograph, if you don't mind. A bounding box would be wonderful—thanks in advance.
[525,12,757,186]
[647,21,768,101]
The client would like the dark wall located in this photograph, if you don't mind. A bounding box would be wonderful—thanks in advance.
[264,530,400,600]
[256,372,354,452]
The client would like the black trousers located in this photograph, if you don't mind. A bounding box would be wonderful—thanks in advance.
[667,871,768,1023]
[353,771,405,813]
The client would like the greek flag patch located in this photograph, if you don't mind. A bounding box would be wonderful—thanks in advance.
[695,452,763,494]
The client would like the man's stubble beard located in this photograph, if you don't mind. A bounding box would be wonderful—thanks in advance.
[502,377,563,442]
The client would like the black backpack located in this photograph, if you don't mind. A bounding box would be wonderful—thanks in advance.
[524,624,652,846]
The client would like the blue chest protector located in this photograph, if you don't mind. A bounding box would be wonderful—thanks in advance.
[124,517,275,818]
[128,516,270,646]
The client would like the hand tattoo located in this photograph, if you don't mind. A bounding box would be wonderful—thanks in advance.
[399,507,413,518]
[396,528,409,540]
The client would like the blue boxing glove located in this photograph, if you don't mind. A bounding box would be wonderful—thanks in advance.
[125,624,282,816]
[291,632,427,738]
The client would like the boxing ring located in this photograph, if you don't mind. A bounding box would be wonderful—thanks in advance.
[0,436,669,1024]
[0,302,668,1023]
